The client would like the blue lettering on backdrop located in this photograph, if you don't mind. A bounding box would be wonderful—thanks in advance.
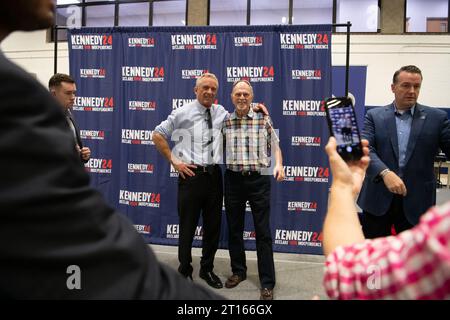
[69,26,366,255]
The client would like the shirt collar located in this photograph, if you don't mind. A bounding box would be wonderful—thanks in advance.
[394,103,415,116]
[230,106,253,120]
[195,100,214,114]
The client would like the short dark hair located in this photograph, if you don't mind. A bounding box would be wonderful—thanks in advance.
[48,73,75,89]
[392,65,422,84]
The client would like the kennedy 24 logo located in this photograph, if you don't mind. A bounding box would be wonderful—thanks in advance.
[104,97,114,108]
[153,67,165,77]
[102,35,113,45]
[99,159,112,169]
[206,34,217,45]
[263,66,274,77]
[317,34,328,44]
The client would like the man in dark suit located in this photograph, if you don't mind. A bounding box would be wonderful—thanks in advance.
[0,0,222,299]
[49,73,91,163]
[357,65,450,238]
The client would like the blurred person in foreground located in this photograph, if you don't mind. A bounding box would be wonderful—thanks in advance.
[0,0,222,299]
[323,136,450,299]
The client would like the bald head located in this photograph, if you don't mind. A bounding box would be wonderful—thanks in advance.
[231,80,253,117]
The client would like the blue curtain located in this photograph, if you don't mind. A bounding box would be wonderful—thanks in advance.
[69,25,334,255]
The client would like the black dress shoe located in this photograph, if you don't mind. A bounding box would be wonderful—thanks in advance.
[199,270,223,289]
[178,270,193,281]
[178,265,193,281]
[180,272,193,281]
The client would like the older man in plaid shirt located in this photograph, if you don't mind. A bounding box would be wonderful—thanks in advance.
[222,80,284,300]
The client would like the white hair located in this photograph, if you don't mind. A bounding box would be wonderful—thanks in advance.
[195,73,219,87]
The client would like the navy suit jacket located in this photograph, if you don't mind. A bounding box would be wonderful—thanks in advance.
[66,113,88,163]
[357,103,450,225]
[0,51,222,299]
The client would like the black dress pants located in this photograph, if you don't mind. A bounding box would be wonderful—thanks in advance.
[224,169,275,289]
[361,195,414,239]
[177,165,223,276]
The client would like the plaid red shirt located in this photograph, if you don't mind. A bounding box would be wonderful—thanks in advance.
[223,108,274,172]
[324,202,450,299]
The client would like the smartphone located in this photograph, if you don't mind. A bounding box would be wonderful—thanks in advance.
[325,96,363,161]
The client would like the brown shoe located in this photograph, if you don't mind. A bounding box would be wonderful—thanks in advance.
[260,288,273,300]
[225,274,245,288]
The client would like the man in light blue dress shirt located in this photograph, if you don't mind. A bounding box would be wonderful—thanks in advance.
[153,73,227,289]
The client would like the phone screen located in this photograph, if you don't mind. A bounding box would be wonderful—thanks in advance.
[325,97,362,161]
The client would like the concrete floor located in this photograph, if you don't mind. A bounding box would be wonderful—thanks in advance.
[436,187,450,206]
[150,188,450,300]
[150,244,327,300]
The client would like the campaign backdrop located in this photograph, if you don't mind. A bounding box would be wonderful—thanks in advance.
[68,25,365,255]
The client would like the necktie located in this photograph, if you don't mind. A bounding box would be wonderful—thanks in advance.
[206,108,212,128]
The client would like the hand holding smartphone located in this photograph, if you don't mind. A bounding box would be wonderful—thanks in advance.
[325,96,363,161]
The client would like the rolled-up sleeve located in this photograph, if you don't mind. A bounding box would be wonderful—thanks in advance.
[154,110,178,140]
[265,116,279,143]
